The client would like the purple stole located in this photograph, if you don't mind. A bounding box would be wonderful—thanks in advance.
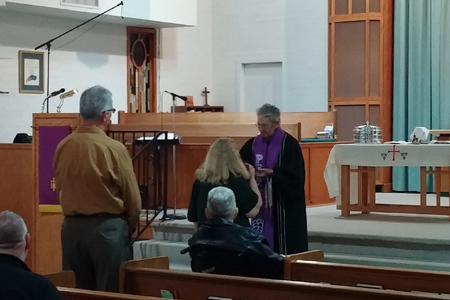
[251,128,285,248]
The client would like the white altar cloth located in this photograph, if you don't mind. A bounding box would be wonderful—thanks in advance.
[325,144,450,198]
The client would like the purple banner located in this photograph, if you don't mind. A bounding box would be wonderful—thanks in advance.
[39,126,71,206]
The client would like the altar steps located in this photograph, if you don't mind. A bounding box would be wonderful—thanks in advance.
[133,193,450,272]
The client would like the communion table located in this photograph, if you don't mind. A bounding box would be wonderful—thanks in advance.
[325,143,450,218]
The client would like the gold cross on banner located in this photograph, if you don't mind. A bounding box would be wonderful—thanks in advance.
[50,177,56,191]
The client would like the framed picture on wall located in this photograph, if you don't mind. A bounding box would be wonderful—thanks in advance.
[18,50,44,94]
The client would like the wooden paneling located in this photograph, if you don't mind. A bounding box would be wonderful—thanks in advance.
[35,213,64,274]
[329,0,393,191]
[162,142,336,209]
[166,144,209,209]
[0,144,34,268]
[117,111,336,140]
[110,123,300,144]
[308,143,336,205]
[0,139,71,273]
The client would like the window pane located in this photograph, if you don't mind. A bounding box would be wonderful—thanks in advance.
[369,21,380,96]
[369,105,380,126]
[352,0,366,13]
[336,0,348,14]
[335,21,366,97]
[336,105,366,141]
[370,0,380,12]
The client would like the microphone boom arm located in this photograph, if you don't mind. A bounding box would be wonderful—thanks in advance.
[35,2,124,51]
[34,2,123,112]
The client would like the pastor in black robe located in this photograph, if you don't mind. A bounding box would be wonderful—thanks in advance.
[240,133,308,254]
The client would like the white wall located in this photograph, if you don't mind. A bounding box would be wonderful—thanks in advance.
[0,9,127,142]
[0,0,328,141]
[158,0,328,113]
[158,0,213,112]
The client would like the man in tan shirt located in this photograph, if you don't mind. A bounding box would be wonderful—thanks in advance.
[53,85,141,292]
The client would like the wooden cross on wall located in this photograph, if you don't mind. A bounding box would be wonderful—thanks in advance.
[202,87,210,106]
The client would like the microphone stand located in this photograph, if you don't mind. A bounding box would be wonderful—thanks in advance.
[165,94,187,221]
[35,2,123,112]
[41,94,52,113]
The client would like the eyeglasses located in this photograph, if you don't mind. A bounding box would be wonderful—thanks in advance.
[103,108,116,114]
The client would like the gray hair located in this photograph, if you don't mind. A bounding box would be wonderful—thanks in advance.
[0,211,28,249]
[256,103,280,123]
[79,85,113,121]
[207,187,236,220]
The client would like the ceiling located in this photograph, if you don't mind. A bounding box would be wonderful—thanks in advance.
[0,2,192,28]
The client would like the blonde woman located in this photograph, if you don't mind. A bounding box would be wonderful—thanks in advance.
[188,138,262,230]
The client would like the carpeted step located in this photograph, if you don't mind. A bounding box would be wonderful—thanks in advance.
[324,253,450,272]
[309,230,450,272]
[151,219,195,243]
[133,240,191,271]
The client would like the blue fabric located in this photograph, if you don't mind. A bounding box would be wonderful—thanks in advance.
[392,0,450,192]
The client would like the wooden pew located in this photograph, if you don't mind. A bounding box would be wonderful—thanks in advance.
[44,270,76,288]
[119,257,169,293]
[283,250,325,279]
[123,251,323,282]
[288,260,450,294]
[58,287,174,300]
[119,266,443,300]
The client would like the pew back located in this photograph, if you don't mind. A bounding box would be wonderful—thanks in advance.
[119,257,169,293]
[121,267,442,300]
[58,287,170,300]
[44,270,76,288]
[289,260,450,294]
[283,250,325,279]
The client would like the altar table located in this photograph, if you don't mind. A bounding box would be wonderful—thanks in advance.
[324,144,450,217]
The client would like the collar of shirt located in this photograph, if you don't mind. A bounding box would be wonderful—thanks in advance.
[76,125,107,136]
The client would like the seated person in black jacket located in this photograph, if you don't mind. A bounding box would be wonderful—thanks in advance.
[187,186,284,279]
[0,210,62,300]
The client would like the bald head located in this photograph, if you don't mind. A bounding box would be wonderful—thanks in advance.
[0,211,29,260]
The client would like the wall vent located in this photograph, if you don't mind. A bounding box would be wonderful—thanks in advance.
[61,0,99,9]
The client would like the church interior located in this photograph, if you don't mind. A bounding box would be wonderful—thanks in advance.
[2,0,450,299]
